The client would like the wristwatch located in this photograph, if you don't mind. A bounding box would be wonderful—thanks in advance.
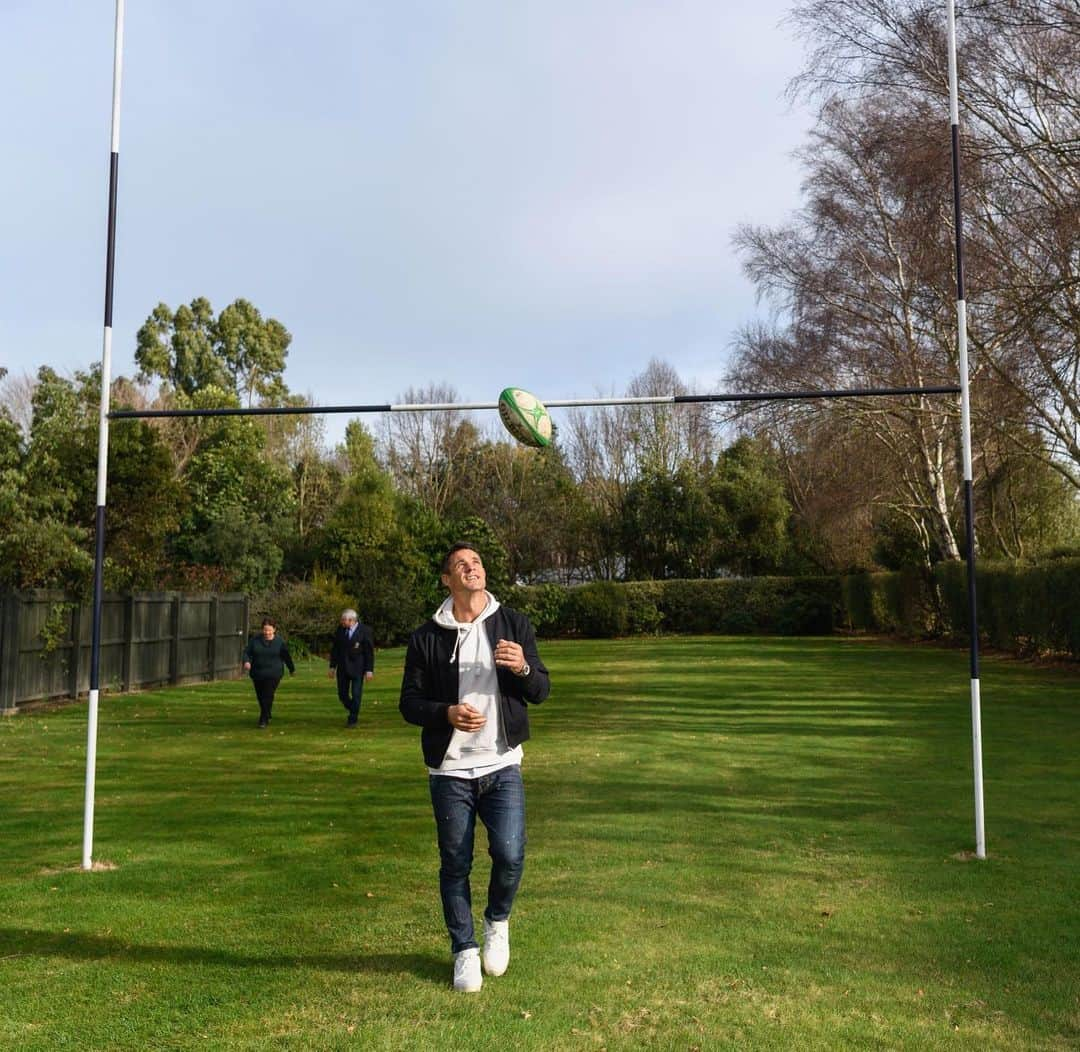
[516,662,531,678]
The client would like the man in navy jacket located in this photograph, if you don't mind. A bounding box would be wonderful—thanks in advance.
[400,543,549,992]
[328,609,374,726]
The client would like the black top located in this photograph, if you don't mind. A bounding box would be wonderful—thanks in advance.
[399,605,549,768]
[243,635,295,680]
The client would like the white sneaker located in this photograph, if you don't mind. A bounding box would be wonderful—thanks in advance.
[453,947,482,992]
[482,918,510,977]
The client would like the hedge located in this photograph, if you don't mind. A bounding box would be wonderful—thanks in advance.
[839,558,1080,659]
[507,559,1080,660]
[935,557,1080,659]
[248,558,1080,660]
[838,568,935,637]
[508,576,840,639]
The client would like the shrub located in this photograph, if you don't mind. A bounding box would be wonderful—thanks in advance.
[505,583,570,635]
[658,578,728,633]
[775,590,836,635]
[839,570,933,637]
[565,581,628,638]
[253,572,355,655]
[624,581,664,635]
[839,573,876,631]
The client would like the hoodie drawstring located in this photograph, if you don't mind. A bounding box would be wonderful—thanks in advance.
[449,625,468,665]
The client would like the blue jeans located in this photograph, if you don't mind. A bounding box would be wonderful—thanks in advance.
[428,765,526,954]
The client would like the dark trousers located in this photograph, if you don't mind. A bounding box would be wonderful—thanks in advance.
[252,677,281,723]
[337,671,365,723]
[429,765,526,954]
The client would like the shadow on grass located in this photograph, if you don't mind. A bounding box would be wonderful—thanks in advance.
[0,927,445,983]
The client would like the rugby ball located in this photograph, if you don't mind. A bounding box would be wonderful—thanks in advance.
[498,387,553,448]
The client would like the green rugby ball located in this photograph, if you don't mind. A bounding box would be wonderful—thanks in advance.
[498,387,553,448]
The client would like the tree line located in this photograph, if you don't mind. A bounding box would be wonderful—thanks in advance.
[0,332,801,643]
[2,1,1076,642]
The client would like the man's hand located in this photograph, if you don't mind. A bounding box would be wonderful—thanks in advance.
[494,639,527,675]
[447,702,486,732]
[243,661,251,672]
[365,671,374,681]
[327,669,334,679]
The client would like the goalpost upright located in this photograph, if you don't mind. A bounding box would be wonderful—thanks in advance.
[82,0,987,868]
[946,0,985,860]
[83,0,126,871]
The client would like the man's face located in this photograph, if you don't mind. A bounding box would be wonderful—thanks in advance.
[341,616,356,629]
[441,548,486,597]
[262,623,276,640]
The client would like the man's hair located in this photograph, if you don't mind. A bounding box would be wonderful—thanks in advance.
[441,542,481,575]
[261,617,276,628]
[340,609,358,621]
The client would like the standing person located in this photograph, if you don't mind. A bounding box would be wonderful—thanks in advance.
[399,543,550,993]
[242,617,296,728]
[328,608,375,727]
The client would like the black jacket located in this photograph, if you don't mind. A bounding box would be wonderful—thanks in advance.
[399,605,549,768]
[329,623,375,678]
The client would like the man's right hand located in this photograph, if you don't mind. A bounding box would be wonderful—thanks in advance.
[447,703,486,732]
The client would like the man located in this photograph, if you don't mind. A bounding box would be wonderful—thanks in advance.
[328,608,375,727]
[399,543,550,993]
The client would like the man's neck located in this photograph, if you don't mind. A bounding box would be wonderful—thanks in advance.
[451,591,488,623]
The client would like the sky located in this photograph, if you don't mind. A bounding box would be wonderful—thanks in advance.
[2,1,813,446]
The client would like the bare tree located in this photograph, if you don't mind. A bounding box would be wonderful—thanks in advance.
[733,93,973,567]
[789,0,1080,486]
[381,382,480,516]
[734,391,885,571]
[563,359,718,480]
[0,370,36,436]
[560,359,722,578]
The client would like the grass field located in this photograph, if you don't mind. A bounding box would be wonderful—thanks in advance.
[0,635,1077,1050]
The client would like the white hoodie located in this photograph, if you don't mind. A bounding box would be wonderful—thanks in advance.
[429,591,524,777]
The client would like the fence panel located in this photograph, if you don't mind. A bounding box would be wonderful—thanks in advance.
[0,590,249,712]
[214,597,249,677]
[131,594,175,689]
[177,596,211,681]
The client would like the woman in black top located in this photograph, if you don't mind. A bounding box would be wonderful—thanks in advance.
[242,617,296,727]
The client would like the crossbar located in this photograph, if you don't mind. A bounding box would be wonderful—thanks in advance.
[108,384,963,420]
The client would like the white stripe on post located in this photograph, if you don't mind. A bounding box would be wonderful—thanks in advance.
[82,689,100,870]
[970,678,985,856]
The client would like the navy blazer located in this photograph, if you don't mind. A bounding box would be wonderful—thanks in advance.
[329,623,375,678]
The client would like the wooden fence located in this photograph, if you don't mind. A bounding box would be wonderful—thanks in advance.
[0,590,250,712]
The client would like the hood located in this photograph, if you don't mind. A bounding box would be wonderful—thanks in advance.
[433,592,500,664]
